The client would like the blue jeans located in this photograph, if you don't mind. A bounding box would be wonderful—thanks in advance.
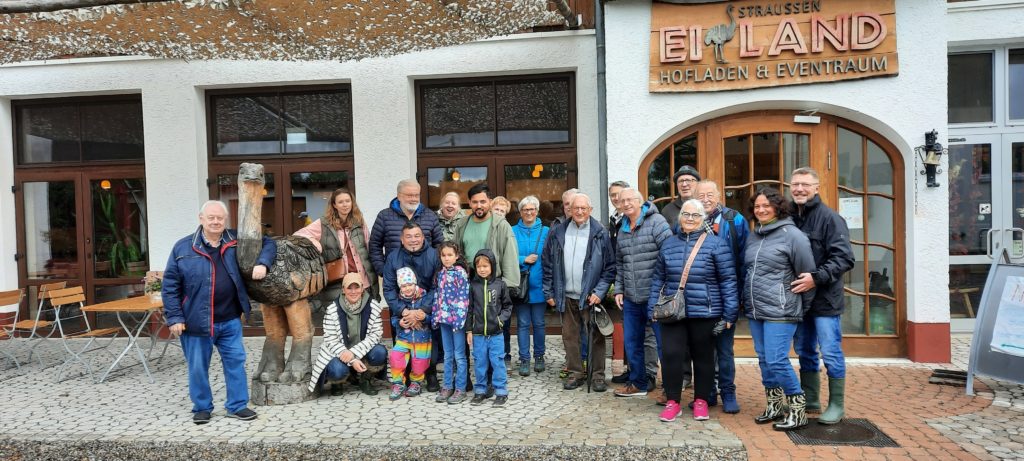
[180,318,248,414]
[795,315,847,378]
[473,334,508,396]
[516,302,546,362]
[440,325,468,391]
[321,344,387,385]
[622,299,649,390]
[715,322,737,395]
[502,321,512,361]
[748,319,801,395]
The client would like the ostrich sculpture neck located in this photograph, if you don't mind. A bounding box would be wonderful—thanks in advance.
[236,162,266,275]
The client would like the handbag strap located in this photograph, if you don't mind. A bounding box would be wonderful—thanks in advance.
[523,226,544,269]
[678,233,708,290]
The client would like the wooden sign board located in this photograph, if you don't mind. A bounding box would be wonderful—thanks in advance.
[649,0,898,92]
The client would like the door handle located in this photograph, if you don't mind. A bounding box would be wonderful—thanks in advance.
[986,228,998,258]
[1007,228,1024,258]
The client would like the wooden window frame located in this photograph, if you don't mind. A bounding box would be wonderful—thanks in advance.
[414,72,577,154]
[205,84,354,161]
[13,94,145,169]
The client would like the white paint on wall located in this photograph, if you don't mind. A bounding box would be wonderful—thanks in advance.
[602,0,951,324]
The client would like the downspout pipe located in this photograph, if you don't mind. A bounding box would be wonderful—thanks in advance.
[595,0,609,222]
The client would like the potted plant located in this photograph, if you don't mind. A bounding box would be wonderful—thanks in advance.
[143,272,163,301]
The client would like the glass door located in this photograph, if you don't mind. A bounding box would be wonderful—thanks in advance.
[1002,135,1024,262]
[947,135,1002,332]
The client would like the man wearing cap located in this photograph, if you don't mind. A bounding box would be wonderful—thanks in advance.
[309,272,388,397]
[661,165,701,232]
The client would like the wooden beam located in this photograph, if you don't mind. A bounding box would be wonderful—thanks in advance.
[0,0,171,15]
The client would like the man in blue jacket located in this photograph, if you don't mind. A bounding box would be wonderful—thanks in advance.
[543,193,616,392]
[369,179,443,277]
[162,200,276,425]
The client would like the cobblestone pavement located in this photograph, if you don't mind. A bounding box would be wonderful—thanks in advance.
[1,333,1022,460]
[0,335,743,460]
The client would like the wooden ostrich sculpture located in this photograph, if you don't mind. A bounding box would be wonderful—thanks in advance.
[236,162,327,385]
[704,4,736,64]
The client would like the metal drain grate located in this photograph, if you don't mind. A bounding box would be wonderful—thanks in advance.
[787,418,900,447]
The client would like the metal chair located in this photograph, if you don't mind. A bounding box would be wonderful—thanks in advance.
[12,281,67,367]
[0,289,26,371]
[49,286,121,382]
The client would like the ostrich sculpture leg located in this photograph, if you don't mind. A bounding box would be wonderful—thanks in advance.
[256,305,287,383]
[278,299,314,383]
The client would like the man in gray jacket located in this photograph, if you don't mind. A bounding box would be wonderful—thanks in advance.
[612,188,672,397]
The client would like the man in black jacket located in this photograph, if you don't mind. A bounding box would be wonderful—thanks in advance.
[788,167,855,426]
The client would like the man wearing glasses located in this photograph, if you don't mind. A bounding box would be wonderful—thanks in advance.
[788,167,855,426]
[661,165,701,232]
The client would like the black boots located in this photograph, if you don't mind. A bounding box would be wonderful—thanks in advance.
[754,387,785,424]
[773,393,809,431]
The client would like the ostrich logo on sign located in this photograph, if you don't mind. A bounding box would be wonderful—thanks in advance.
[705,5,737,64]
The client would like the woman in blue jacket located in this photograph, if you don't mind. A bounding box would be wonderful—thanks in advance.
[649,199,739,423]
[511,196,549,377]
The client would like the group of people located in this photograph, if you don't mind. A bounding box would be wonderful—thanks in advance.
[162,165,854,431]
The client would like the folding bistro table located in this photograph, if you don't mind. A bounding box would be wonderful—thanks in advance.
[81,295,163,383]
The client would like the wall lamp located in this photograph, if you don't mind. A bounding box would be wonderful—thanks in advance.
[915,130,945,188]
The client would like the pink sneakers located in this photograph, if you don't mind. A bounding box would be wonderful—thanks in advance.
[693,398,710,420]
[659,400,681,422]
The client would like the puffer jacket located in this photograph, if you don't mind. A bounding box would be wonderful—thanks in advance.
[742,218,817,322]
[512,219,549,304]
[790,195,855,317]
[615,203,673,303]
[466,250,513,336]
[647,228,739,322]
[162,227,276,336]
[542,217,615,313]
[368,198,443,274]
[382,243,439,326]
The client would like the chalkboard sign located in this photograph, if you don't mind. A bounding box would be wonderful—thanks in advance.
[967,249,1024,395]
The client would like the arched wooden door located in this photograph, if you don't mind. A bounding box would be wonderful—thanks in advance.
[640,111,906,358]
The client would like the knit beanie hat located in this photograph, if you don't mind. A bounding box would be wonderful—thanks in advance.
[672,165,701,183]
[397,267,417,286]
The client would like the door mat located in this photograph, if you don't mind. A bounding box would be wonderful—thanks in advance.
[787,418,899,447]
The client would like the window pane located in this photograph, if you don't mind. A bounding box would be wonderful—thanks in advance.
[504,163,568,225]
[426,166,487,209]
[496,80,570,145]
[837,127,864,190]
[948,144,992,256]
[867,196,893,246]
[845,243,866,293]
[841,294,866,334]
[81,101,144,161]
[752,133,780,182]
[91,179,148,279]
[17,105,80,164]
[782,133,809,175]
[216,173,279,236]
[421,84,495,148]
[948,53,993,123]
[289,171,349,231]
[23,181,79,279]
[724,187,749,219]
[724,135,749,186]
[869,296,896,335]
[647,149,671,209]
[866,139,893,195]
[282,91,352,154]
[840,190,865,242]
[949,264,987,319]
[214,95,283,155]
[672,135,699,190]
[1013,142,1024,232]
[1010,49,1024,120]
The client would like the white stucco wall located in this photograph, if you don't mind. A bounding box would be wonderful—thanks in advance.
[947,0,1024,46]
[603,0,950,324]
[0,30,597,287]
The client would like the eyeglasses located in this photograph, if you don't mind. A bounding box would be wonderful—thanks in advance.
[696,193,716,200]
[679,212,703,220]
[571,206,591,211]
[678,178,698,184]
[520,208,537,213]
[791,182,819,189]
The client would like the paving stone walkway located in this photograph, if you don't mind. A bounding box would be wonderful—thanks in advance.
[1,332,1022,460]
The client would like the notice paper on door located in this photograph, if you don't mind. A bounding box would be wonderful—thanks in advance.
[991,276,1024,358]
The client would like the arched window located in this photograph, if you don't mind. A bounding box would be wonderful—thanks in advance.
[643,132,697,209]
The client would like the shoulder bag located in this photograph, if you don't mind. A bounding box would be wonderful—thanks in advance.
[511,227,544,304]
[652,233,707,323]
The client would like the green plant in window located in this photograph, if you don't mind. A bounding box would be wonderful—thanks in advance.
[95,184,144,277]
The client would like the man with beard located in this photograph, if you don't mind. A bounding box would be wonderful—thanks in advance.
[369,179,443,277]
[454,183,521,391]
